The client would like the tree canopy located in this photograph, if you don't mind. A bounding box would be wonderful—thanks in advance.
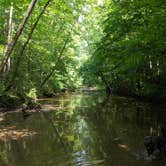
[0,0,166,102]
[80,0,166,100]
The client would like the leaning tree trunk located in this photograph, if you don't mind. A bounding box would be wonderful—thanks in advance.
[12,0,53,81]
[40,37,69,88]
[4,0,53,92]
[0,0,37,75]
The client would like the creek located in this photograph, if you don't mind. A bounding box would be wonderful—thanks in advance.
[0,92,166,166]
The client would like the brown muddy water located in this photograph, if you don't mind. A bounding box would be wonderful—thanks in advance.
[0,92,166,166]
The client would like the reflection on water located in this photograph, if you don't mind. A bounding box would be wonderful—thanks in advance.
[0,93,166,166]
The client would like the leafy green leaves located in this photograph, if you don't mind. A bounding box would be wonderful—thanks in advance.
[80,0,166,99]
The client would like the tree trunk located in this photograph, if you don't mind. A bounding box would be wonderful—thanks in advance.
[3,3,13,74]
[0,0,37,74]
[156,59,160,76]
[12,0,53,79]
[40,37,69,88]
[4,0,53,92]
[99,73,111,95]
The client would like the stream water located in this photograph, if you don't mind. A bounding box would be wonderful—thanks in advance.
[0,92,166,166]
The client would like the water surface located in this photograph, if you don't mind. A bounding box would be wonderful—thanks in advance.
[0,93,166,166]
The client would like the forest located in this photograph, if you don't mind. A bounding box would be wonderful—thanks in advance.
[0,0,166,106]
[0,0,166,165]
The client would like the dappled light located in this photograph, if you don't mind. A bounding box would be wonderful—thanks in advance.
[0,0,165,165]
[41,104,89,112]
[118,144,130,151]
[0,94,166,166]
[0,117,4,122]
[42,104,60,111]
[0,126,37,141]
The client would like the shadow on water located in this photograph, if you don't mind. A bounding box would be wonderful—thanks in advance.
[0,92,166,166]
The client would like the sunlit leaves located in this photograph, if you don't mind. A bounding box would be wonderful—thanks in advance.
[0,0,92,95]
[81,0,166,98]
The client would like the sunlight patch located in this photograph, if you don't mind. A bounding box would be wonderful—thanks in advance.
[118,144,130,151]
[0,126,37,141]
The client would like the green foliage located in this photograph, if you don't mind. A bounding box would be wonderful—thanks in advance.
[27,88,37,100]
[0,0,90,98]
[0,0,166,101]
[80,0,166,100]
